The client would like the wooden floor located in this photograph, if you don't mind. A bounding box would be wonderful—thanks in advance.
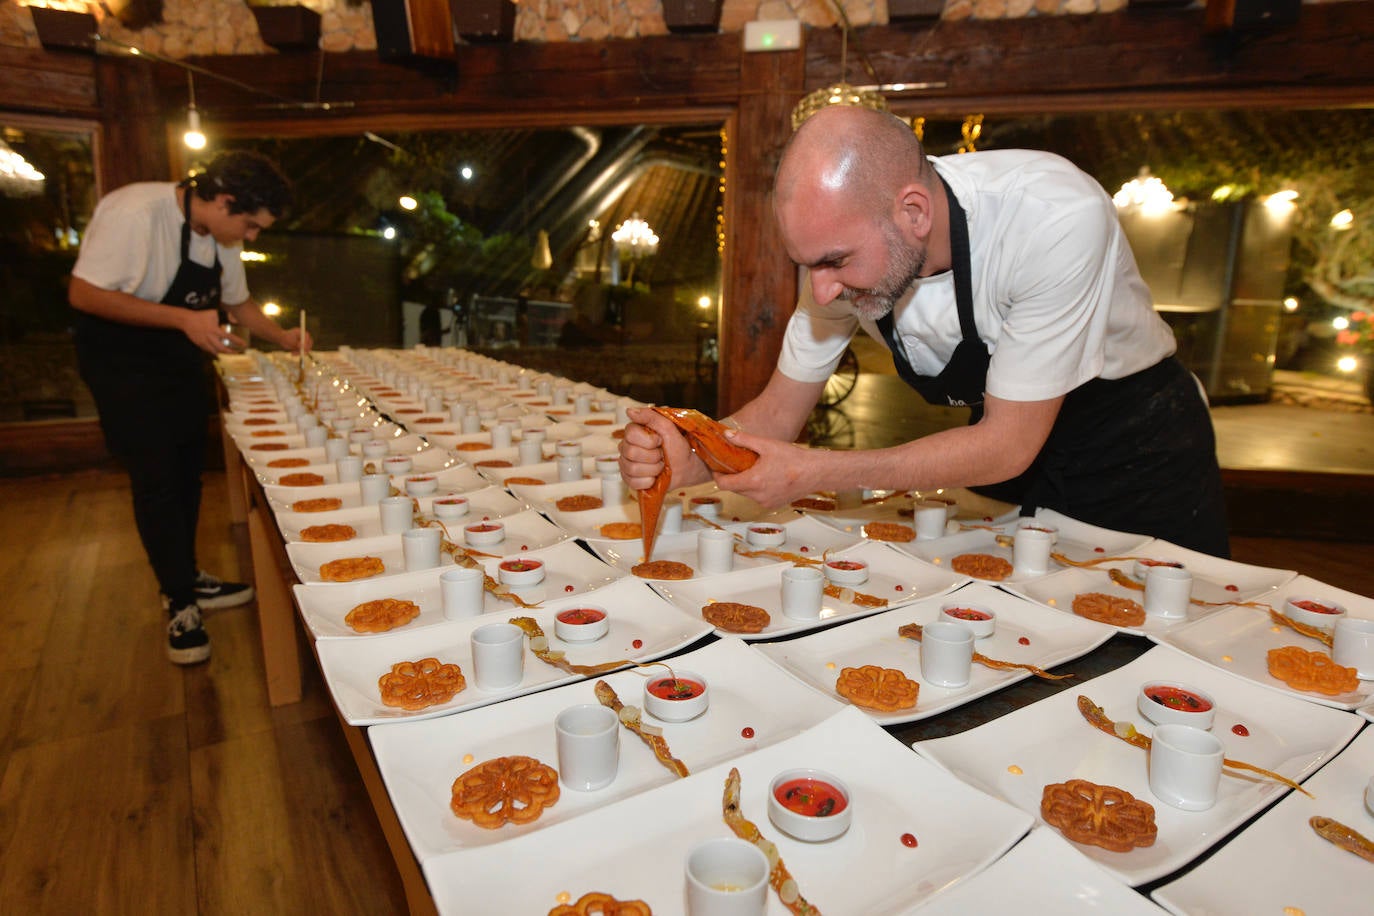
[0,469,405,915]
[1,468,1371,915]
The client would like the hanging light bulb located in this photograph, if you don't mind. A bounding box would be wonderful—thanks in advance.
[183,106,206,150]
[183,74,206,150]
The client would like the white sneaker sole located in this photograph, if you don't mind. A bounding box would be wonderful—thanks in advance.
[196,586,255,609]
[167,641,211,665]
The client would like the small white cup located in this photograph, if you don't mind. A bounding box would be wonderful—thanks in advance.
[516,438,544,466]
[594,454,620,477]
[331,416,355,433]
[401,526,442,571]
[449,402,468,423]
[685,837,769,916]
[1144,566,1193,620]
[425,394,443,413]
[921,620,974,688]
[461,413,482,434]
[304,425,328,448]
[440,566,485,619]
[690,496,722,520]
[348,428,373,445]
[1149,723,1224,811]
[781,565,825,619]
[1332,617,1374,680]
[913,500,948,540]
[464,521,506,547]
[382,455,412,476]
[295,413,319,433]
[554,704,620,792]
[615,401,630,425]
[1012,525,1054,577]
[491,424,512,449]
[432,495,470,520]
[335,455,364,483]
[556,455,583,482]
[359,472,391,506]
[362,439,390,459]
[574,392,593,414]
[745,525,786,548]
[324,437,350,462]
[697,529,735,575]
[600,475,628,506]
[661,501,684,534]
[470,622,525,690]
[404,474,439,497]
[379,495,413,534]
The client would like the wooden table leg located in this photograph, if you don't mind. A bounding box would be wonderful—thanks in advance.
[245,484,303,706]
[338,710,437,916]
[221,419,249,525]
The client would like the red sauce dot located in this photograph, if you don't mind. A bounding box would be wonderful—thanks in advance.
[1225,584,1239,592]
[800,546,810,552]
[732,516,742,522]
[740,726,755,739]
[1018,636,1031,646]
[983,516,993,522]
[632,638,643,649]
[521,544,530,551]
[1232,724,1250,737]
[564,584,575,592]
[894,584,904,592]
[900,833,918,848]
[1094,546,1106,553]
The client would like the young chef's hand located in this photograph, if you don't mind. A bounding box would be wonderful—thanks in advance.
[619,407,706,491]
[182,309,240,354]
[710,428,820,508]
[279,327,313,354]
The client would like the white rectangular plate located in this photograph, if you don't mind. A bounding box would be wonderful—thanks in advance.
[1002,540,1297,637]
[1149,574,1373,710]
[315,576,712,726]
[284,508,570,584]
[917,827,1168,915]
[892,509,1155,585]
[582,515,861,577]
[367,638,846,861]
[756,582,1115,725]
[914,644,1362,886]
[273,486,527,543]
[423,706,1034,916]
[651,540,967,641]
[1151,725,1374,916]
[263,464,490,512]
[293,539,623,639]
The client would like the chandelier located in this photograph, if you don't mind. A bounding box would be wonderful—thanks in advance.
[0,139,44,198]
[790,11,889,131]
[611,213,659,257]
[1113,167,1175,215]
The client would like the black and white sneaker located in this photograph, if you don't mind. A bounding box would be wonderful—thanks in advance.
[193,570,254,609]
[165,599,211,665]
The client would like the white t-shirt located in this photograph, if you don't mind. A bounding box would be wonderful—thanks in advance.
[72,181,251,308]
[776,149,1177,402]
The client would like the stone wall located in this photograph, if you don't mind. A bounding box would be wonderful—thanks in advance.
[1,0,1170,56]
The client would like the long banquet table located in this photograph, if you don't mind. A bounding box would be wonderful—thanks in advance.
[218,346,1374,916]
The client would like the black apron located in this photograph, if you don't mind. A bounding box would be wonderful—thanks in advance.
[874,177,1229,556]
[74,184,222,457]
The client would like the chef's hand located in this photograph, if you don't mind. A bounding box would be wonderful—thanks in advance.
[183,309,241,354]
[619,407,705,491]
[279,327,313,354]
[711,428,820,508]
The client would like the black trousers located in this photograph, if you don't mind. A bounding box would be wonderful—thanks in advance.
[75,324,208,607]
[978,357,1230,558]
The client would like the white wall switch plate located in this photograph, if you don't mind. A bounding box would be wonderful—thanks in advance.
[744,20,802,53]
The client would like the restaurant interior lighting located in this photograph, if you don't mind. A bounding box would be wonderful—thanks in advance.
[1337,355,1359,373]
[398,195,417,210]
[1113,167,1175,215]
[1332,316,1350,331]
[262,301,281,317]
[183,74,205,150]
[0,138,45,197]
[382,226,397,240]
[612,214,659,256]
[1330,208,1354,230]
[240,250,267,262]
[1283,297,1299,312]
[460,165,474,181]
[1264,189,1299,213]
[698,295,712,310]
